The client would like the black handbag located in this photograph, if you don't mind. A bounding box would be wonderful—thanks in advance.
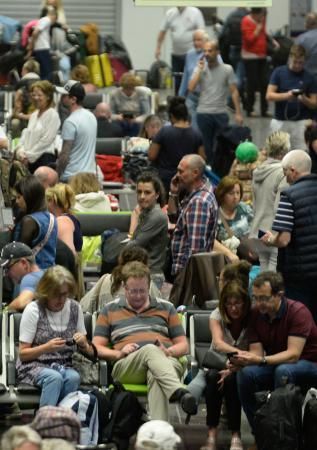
[202,350,227,371]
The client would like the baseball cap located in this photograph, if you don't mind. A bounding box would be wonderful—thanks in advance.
[0,242,33,268]
[56,80,85,101]
[135,420,181,450]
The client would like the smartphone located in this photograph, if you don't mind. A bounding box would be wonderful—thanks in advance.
[65,339,75,346]
[154,339,161,346]
[122,112,134,119]
[227,351,238,359]
[258,229,266,238]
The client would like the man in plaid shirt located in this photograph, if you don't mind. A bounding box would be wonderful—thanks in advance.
[168,154,218,290]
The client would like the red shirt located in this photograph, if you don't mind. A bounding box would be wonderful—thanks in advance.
[241,14,267,57]
[248,298,317,362]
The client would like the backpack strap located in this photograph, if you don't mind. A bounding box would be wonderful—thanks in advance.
[32,213,55,256]
[219,209,234,238]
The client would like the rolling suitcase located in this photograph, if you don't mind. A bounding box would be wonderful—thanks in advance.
[85,55,104,88]
[100,53,114,86]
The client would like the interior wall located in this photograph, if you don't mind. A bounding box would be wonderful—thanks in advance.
[121,1,292,71]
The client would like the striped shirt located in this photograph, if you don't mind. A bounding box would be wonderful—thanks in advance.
[171,179,218,275]
[272,193,294,233]
[94,296,184,350]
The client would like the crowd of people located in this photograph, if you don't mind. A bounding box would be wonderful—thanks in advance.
[2,3,317,450]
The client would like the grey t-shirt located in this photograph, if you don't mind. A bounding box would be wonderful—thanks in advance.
[195,63,236,114]
[61,107,97,181]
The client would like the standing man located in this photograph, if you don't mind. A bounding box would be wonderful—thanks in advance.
[266,44,317,150]
[56,80,97,182]
[92,261,197,421]
[168,154,218,300]
[232,271,317,437]
[155,7,205,94]
[189,40,243,165]
[0,242,44,311]
[296,12,317,78]
[262,150,317,322]
[178,29,209,129]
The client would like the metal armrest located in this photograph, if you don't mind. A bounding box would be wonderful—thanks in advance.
[190,360,199,379]
[99,360,109,387]
[7,359,16,386]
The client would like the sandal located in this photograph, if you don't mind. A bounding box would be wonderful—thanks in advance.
[230,436,243,450]
[200,436,217,450]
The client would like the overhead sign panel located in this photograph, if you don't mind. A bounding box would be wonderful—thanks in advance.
[135,1,272,6]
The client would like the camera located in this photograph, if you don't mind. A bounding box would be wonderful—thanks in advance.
[292,88,303,96]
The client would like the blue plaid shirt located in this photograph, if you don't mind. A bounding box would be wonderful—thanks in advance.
[171,179,218,275]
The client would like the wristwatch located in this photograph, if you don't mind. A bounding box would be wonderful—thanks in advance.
[259,356,268,366]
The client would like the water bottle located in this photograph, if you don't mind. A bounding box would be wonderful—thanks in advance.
[51,363,66,376]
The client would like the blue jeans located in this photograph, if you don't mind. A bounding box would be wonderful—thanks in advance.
[35,367,80,407]
[237,360,317,431]
[197,113,229,165]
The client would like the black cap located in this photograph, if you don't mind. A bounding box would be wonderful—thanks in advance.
[0,242,33,267]
[56,80,86,101]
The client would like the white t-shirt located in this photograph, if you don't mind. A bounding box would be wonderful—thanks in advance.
[160,7,205,55]
[19,299,86,343]
[21,108,61,163]
[34,16,51,51]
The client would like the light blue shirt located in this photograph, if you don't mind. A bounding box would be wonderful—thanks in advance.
[61,108,97,181]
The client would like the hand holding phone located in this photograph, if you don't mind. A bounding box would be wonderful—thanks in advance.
[258,229,266,239]
[227,351,238,359]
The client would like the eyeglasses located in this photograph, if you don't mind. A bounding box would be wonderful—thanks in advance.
[125,287,147,296]
[251,295,273,303]
[4,260,19,274]
[225,301,244,309]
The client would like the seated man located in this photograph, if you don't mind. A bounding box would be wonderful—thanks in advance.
[231,271,317,434]
[34,166,59,189]
[94,102,124,138]
[0,242,44,311]
[91,261,196,421]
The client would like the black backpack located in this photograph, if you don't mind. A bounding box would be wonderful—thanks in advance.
[101,381,146,450]
[254,384,303,450]
[148,60,171,89]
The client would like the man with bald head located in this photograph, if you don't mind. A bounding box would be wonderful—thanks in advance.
[168,154,218,300]
[94,102,124,138]
[262,149,317,321]
[34,166,58,189]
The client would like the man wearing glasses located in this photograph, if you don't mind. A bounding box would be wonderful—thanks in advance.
[92,261,197,422]
[0,242,44,311]
[230,271,317,435]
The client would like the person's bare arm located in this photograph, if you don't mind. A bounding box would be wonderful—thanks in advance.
[155,30,166,59]
[266,84,294,102]
[8,291,34,311]
[148,142,160,161]
[19,337,66,362]
[229,83,243,124]
[198,145,206,160]
[300,92,317,110]
[188,58,205,92]
[56,140,73,176]
[262,230,291,248]
[56,216,76,254]
[210,318,240,353]
[213,239,239,262]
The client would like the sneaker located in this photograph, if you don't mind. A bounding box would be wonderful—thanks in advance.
[247,111,258,118]
[180,392,197,415]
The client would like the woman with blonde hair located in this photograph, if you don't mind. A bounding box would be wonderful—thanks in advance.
[69,172,114,213]
[17,80,60,172]
[110,73,151,136]
[249,130,290,270]
[46,183,82,255]
[16,265,88,407]
[42,0,66,25]
[71,64,97,93]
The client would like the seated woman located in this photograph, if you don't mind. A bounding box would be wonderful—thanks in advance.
[16,265,88,407]
[80,246,160,313]
[16,80,61,173]
[127,172,168,289]
[110,73,150,137]
[71,64,98,94]
[214,176,254,263]
[69,172,118,213]
[200,281,250,450]
[46,183,83,255]
[148,96,205,194]
[14,175,58,270]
